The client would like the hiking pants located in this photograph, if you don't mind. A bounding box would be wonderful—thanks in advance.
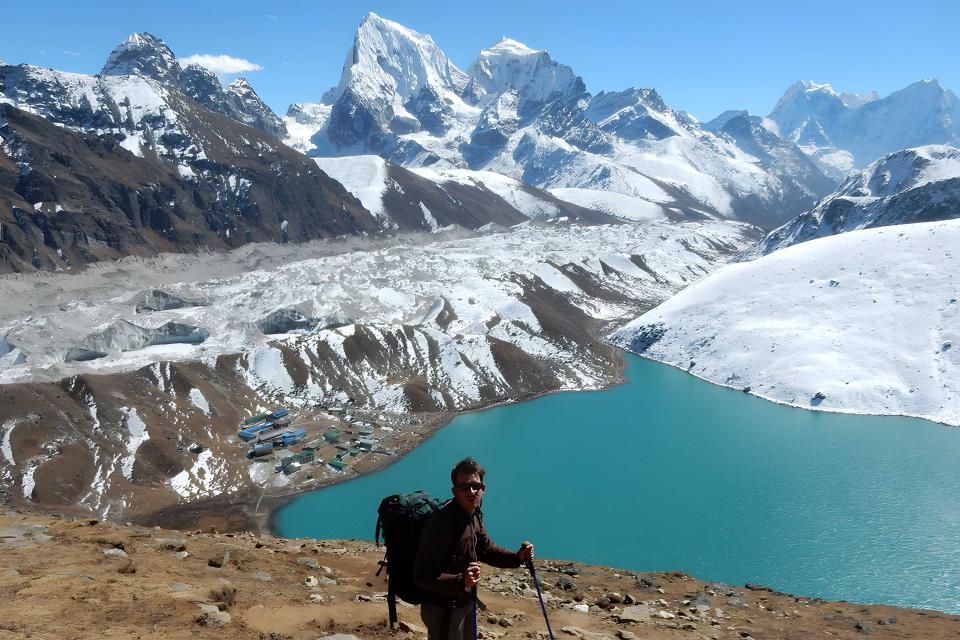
[420,602,474,640]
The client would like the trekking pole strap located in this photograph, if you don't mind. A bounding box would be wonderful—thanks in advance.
[526,560,556,640]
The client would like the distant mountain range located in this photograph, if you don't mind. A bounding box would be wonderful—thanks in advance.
[767,79,960,180]
[284,13,835,229]
[2,15,959,273]
[743,145,960,259]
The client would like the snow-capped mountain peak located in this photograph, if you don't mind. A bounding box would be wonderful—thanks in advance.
[466,37,578,105]
[316,12,473,150]
[488,37,538,55]
[769,78,960,179]
[101,32,181,83]
[324,12,469,106]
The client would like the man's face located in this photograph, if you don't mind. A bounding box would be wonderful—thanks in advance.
[452,471,485,514]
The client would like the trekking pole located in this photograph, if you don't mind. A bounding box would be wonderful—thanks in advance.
[472,587,478,640]
[524,552,555,640]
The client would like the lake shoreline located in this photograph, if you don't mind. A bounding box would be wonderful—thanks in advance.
[268,353,960,615]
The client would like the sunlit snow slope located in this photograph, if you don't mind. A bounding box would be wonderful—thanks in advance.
[613,220,960,426]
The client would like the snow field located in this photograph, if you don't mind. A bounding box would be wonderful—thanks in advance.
[613,220,960,426]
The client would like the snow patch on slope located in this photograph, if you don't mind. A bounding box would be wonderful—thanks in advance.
[119,407,149,480]
[188,388,210,416]
[313,155,389,219]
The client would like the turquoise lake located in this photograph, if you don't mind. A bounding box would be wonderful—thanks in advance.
[273,354,960,614]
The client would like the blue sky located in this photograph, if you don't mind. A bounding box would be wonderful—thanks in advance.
[3,0,957,120]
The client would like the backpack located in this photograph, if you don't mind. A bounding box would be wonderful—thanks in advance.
[375,491,443,627]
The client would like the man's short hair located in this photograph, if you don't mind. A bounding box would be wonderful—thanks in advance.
[451,457,485,485]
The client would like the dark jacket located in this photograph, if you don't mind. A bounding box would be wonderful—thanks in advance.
[413,501,521,606]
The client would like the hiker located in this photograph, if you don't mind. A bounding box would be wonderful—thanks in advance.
[414,457,534,640]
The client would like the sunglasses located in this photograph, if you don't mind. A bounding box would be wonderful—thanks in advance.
[454,482,486,492]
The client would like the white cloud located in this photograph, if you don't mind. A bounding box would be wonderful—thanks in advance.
[62,50,79,57]
[179,54,263,74]
[266,13,279,20]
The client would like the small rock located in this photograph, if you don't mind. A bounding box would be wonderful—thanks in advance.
[399,620,426,634]
[572,604,589,613]
[251,571,273,582]
[297,556,320,570]
[318,575,337,585]
[316,635,362,640]
[557,563,581,576]
[308,593,325,603]
[117,559,136,574]
[208,550,230,568]
[355,593,372,602]
[304,576,319,588]
[616,632,636,640]
[607,592,622,604]
[556,575,578,590]
[656,611,675,619]
[636,576,660,590]
[617,605,650,623]
[561,626,614,640]
[855,620,871,633]
[170,582,192,592]
[588,605,600,613]
[102,548,128,557]
[595,595,611,609]
[623,594,635,605]
[196,603,231,627]
[2,569,21,577]
[174,551,189,560]
[155,537,187,551]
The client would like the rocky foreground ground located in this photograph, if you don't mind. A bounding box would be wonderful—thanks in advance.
[1,511,957,639]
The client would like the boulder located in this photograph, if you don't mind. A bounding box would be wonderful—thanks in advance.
[208,550,230,568]
[617,605,650,623]
[196,603,231,627]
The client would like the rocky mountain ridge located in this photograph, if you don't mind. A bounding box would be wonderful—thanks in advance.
[743,144,960,258]
[285,13,837,229]
[0,33,384,273]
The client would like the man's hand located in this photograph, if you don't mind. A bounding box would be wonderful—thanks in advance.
[518,541,534,564]
[464,562,481,590]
